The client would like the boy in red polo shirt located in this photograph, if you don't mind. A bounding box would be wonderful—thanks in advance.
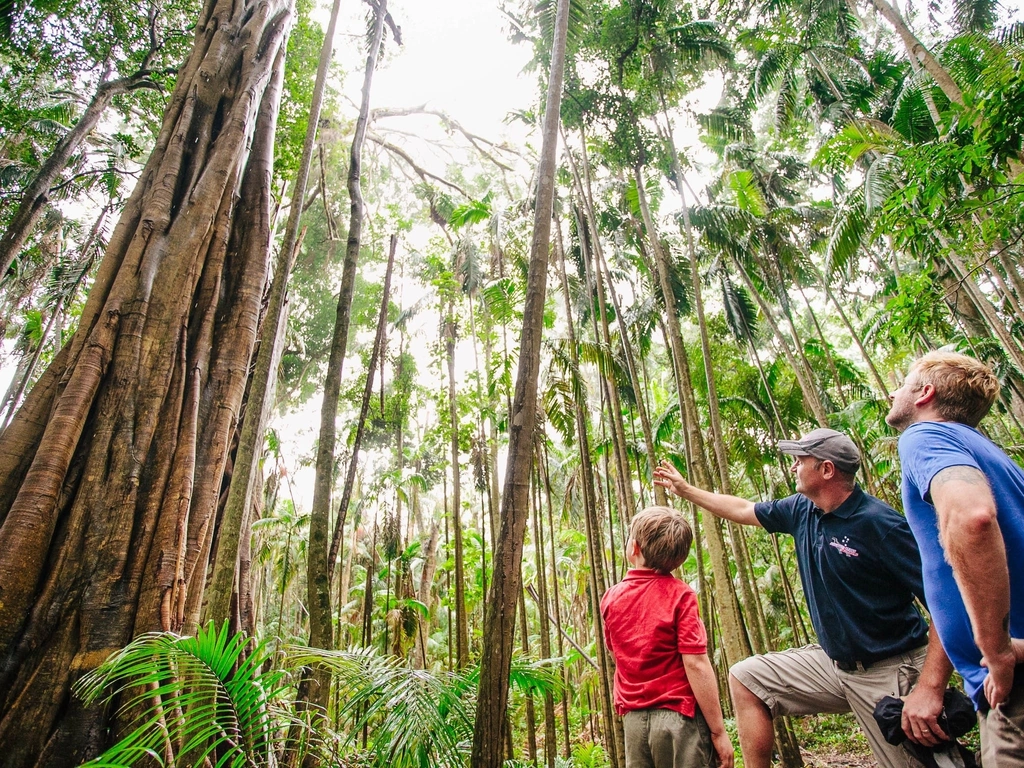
[601,506,734,768]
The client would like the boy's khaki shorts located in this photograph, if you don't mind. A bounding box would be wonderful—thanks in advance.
[730,644,928,768]
[622,707,713,768]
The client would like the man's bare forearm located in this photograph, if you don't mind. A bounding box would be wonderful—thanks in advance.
[677,485,759,527]
[932,466,1012,658]
[654,461,760,527]
[917,623,954,691]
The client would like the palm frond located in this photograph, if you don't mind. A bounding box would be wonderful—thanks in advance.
[449,193,493,230]
[863,154,900,214]
[482,277,525,323]
[668,20,733,68]
[720,276,759,343]
[728,169,769,217]
[825,188,868,278]
[697,107,754,144]
[890,75,938,142]
[952,0,998,33]
[75,624,288,768]
[535,0,590,50]
[290,646,471,768]
[750,45,796,101]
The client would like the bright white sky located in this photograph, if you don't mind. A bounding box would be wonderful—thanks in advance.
[337,0,538,141]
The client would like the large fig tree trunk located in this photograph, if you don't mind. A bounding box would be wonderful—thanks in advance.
[0,0,292,761]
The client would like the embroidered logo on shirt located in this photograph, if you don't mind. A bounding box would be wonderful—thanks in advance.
[829,536,859,557]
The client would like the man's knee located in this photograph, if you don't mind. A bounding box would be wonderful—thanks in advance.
[728,672,756,701]
[728,668,771,717]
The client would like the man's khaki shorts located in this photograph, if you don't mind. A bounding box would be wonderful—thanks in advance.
[979,665,1024,767]
[730,644,928,768]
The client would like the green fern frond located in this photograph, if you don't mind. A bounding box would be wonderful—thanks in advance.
[75,623,287,768]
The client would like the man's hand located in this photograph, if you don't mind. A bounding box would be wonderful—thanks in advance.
[901,683,949,746]
[981,642,1017,708]
[653,459,761,526]
[710,729,734,768]
[654,460,689,497]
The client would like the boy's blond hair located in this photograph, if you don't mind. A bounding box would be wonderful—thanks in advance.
[912,351,1000,427]
[629,506,693,574]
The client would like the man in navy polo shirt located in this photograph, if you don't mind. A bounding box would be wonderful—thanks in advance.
[887,351,1024,765]
[655,429,952,768]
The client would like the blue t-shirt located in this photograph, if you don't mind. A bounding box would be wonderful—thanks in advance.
[898,421,1024,709]
[754,487,929,664]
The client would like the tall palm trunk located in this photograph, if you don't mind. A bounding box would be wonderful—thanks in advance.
[305,0,388,720]
[0,0,291,759]
[867,0,963,105]
[412,522,439,668]
[634,163,751,669]
[469,0,569,755]
[570,135,663,508]
[531,453,558,768]
[446,295,470,668]
[730,255,828,425]
[555,221,621,768]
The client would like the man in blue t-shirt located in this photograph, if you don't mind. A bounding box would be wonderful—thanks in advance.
[888,351,1024,765]
[655,429,952,768]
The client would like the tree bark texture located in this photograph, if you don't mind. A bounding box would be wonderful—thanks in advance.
[0,0,291,761]
[470,0,569,762]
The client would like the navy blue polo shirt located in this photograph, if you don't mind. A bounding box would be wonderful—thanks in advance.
[754,486,929,664]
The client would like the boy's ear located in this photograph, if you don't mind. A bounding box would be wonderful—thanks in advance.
[629,538,644,561]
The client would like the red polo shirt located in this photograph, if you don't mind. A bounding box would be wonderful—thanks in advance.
[600,569,707,716]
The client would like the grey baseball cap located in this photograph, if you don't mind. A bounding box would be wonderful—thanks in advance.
[777,428,860,474]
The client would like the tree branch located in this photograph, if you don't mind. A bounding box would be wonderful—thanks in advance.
[366,131,470,197]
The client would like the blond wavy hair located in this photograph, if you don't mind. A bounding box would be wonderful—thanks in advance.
[912,351,1000,427]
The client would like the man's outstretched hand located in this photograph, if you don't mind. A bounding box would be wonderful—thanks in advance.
[654,460,690,497]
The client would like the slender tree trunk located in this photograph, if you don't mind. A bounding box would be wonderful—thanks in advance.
[327,234,397,588]
[202,214,299,628]
[306,0,388,695]
[868,0,964,105]
[0,0,291,759]
[821,281,889,397]
[555,221,621,768]
[0,70,156,280]
[518,587,539,763]
[412,522,439,668]
[1,207,105,428]
[532,454,557,768]
[469,0,569,751]
[570,137,662,508]
[731,256,829,425]
[539,441,573,759]
[446,294,470,668]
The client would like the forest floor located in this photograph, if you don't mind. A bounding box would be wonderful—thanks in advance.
[793,714,877,767]
[792,712,981,768]
[800,747,877,767]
